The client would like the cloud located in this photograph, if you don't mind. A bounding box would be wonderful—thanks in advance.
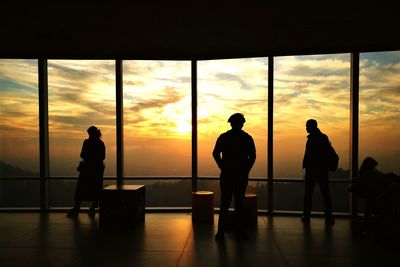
[50,89,115,118]
[235,99,267,108]
[177,76,191,84]
[48,61,115,91]
[286,64,348,78]
[50,115,91,126]
[51,110,115,126]
[124,80,145,88]
[361,51,400,66]
[0,77,36,94]
[55,91,83,103]
[129,88,183,112]
[215,73,252,91]
[48,63,95,81]
[149,121,175,128]
[0,59,38,89]
[274,91,302,105]
[124,114,147,125]
[302,99,322,110]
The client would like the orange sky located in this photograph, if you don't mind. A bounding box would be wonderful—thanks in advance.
[1,52,399,177]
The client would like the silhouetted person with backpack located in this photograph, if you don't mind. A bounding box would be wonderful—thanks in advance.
[213,113,256,241]
[302,119,335,225]
[67,126,105,218]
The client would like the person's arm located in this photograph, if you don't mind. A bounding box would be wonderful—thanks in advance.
[302,140,309,169]
[101,142,105,161]
[212,136,223,170]
[247,136,256,172]
[80,140,88,160]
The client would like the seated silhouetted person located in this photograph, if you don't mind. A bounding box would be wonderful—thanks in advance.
[302,119,334,225]
[355,157,388,199]
[213,113,256,241]
[351,157,398,216]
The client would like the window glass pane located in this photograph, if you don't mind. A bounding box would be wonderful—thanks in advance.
[125,180,191,208]
[48,179,77,207]
[0,59,39,177]
[360,51,400,175]
[198,58,268,179]
[274,54,350,180]
[197,180,268,210]
[123,61,191,176]
[273,181,349,213]
[0,59,39,208]
[48,60,116,177]
[0,180,40,208]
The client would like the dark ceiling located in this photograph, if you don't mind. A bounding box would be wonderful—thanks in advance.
[1,1,399,60]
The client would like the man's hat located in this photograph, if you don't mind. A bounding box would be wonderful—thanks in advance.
[228,113,245,123]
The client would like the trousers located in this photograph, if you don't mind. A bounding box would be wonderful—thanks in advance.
[217,178,248,233]
[303,173,332,218]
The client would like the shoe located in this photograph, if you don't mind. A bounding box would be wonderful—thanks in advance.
[215,231,225,242]
[325,216,335,226]
[88,207,96,218]
[301,216,310,224]
[66,208,79,218]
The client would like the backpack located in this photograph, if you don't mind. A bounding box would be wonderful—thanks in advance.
[327,142,339,171]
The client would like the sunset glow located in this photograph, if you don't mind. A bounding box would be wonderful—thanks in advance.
[1,52,399,178]
[274,54,350,178]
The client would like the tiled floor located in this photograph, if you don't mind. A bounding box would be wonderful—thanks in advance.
[0,212,398,267]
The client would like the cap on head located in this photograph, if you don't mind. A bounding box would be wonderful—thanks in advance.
[306,119,318,129]
[228,113,246,124]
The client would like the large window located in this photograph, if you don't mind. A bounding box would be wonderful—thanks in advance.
[1,51,398,211]
[0,59,39,207]
[274,54,350,180]
[198,58,268,179]
[360,51,400,175]
[123,61,191,177]
[48,60,116,177]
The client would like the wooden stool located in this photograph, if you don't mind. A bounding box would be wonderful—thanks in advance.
[244,193,258,226]
[192,191,214,222]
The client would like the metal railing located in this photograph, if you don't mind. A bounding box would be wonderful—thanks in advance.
[0,176,351,215]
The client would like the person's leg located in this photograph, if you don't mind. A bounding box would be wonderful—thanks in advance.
[74,200,81,210]
[303,176,316,223]
[318,179,334,225]
[68,179,82,217]
[233,180,247,227]
[90,200,98,209]
[88,201,98,217]
[216,181,234,240]
[67,200,81,218]
[233,180,248,238]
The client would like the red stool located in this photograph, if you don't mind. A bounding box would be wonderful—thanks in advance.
[192,191,214,222]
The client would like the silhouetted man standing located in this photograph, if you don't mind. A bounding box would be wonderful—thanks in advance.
[302,119,334,225]
[213,113,256,241]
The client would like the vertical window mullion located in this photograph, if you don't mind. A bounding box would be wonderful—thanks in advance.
[116,59,124,186]
[268,56,274,215]
[350,52,359,216]
[38,59,49,210]
[191,60,198,192]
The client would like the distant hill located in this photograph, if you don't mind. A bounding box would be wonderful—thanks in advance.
[0,161,39,177]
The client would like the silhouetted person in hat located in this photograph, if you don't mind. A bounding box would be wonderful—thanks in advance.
[302,119,334,225]
[67,126,105,218]
[213,113,256,241]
